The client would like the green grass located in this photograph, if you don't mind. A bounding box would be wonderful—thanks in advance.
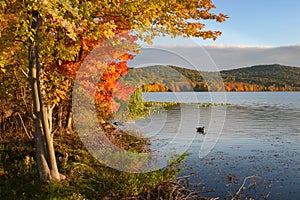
[0,129,192,200]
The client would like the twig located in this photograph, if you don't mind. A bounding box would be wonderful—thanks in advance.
[265,191,271,199]
[17,113,33,139]
[157,185,162,200]
[231,175,258,200]
[20,68,28,78]
[177,175,191,180]
[170,184,178,199]
[184,191,198,199]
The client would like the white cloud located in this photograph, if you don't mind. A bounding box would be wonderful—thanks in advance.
[128,44,300,71]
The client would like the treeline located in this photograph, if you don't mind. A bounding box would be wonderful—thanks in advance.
[221,64,300,91]
[123,64,300,92]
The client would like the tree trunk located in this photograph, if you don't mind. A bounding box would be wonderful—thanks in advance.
[58,106,63,133]
[65,111,73,131]
[28,12,63,182]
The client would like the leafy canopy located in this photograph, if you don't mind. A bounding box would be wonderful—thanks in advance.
[1,0,227,115]
[1,0,227,67]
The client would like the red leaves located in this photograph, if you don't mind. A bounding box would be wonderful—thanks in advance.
[45,29,137,120]
[60,62,78,77]
[46,49,136,120]
[95,53,136,119]
[113,82,136,102]
[118,53,135,61]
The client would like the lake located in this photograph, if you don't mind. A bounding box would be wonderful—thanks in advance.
[139,92,300,199]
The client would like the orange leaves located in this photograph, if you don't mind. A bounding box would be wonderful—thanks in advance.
[62,62,78,77]
[80,37,103,54]
[100,61,128,82]
[44,29,137,120]
[142,83,169,92]
[217,13,229,23]
[113,82,136,102]
[117,53,135,61]
[94,53,135,120]
[32,0,228,121]
[46,61,78,77]
[199,0,216,9]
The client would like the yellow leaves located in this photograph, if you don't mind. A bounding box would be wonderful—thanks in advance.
[187,23,197,34]
[0,59,6,73]
[131,0,228,41]
[144,18,151,29]
[199,0,216,9]
[0,67,6,73]
[103,29,115,39]
[63,20,77,41]
[46,11,77,40]
[42,68,72,104]
[40,0,81,41]
[33,5,38,11]
[0,1,7,10]
[1,0,229,108]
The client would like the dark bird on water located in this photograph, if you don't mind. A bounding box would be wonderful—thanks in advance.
[112,120,123,127]
[196,126,206,134]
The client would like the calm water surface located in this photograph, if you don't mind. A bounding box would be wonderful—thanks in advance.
[141,92,300,199]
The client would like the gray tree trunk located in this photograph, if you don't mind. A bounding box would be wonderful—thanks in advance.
[66,111,73,131]
[28,12,63,182]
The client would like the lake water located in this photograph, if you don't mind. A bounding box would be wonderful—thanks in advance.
[140,92,300,199]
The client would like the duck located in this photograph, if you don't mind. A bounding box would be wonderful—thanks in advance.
[111,120,125,131]
[196,126,206,134]
[111,120,124,127]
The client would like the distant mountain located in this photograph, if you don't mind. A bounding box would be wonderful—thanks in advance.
[124,64,300,91]
[220,64,300,91]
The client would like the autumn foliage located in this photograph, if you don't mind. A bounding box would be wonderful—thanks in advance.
[96,59,136,119]
[1,0,228,182]
[1,0,228,122]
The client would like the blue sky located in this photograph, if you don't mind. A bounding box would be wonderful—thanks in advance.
[129,0,300,70]
[153,0,300,46]
[205,0,300,46]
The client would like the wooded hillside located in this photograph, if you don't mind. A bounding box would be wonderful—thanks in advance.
[124,64,300,91]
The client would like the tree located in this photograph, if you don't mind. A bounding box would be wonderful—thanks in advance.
[0,0,227,182]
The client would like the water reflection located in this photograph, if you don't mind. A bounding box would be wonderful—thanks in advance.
[187,104,299,199]
[142,92,300,199]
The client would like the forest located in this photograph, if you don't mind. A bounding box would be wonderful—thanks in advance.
[124,64,300,92]
[0,0,229,199]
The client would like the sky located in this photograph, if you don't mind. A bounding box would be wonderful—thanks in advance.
[129,0,300,71]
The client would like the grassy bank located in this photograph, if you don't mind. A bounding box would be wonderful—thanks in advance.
[0,126,211,200]
[0,86,220,199]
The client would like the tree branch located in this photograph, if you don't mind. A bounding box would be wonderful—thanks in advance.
[231,175,258,200]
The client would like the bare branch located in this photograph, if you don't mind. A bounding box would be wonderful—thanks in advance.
[17,113,33,139]
[232,175,258,200]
